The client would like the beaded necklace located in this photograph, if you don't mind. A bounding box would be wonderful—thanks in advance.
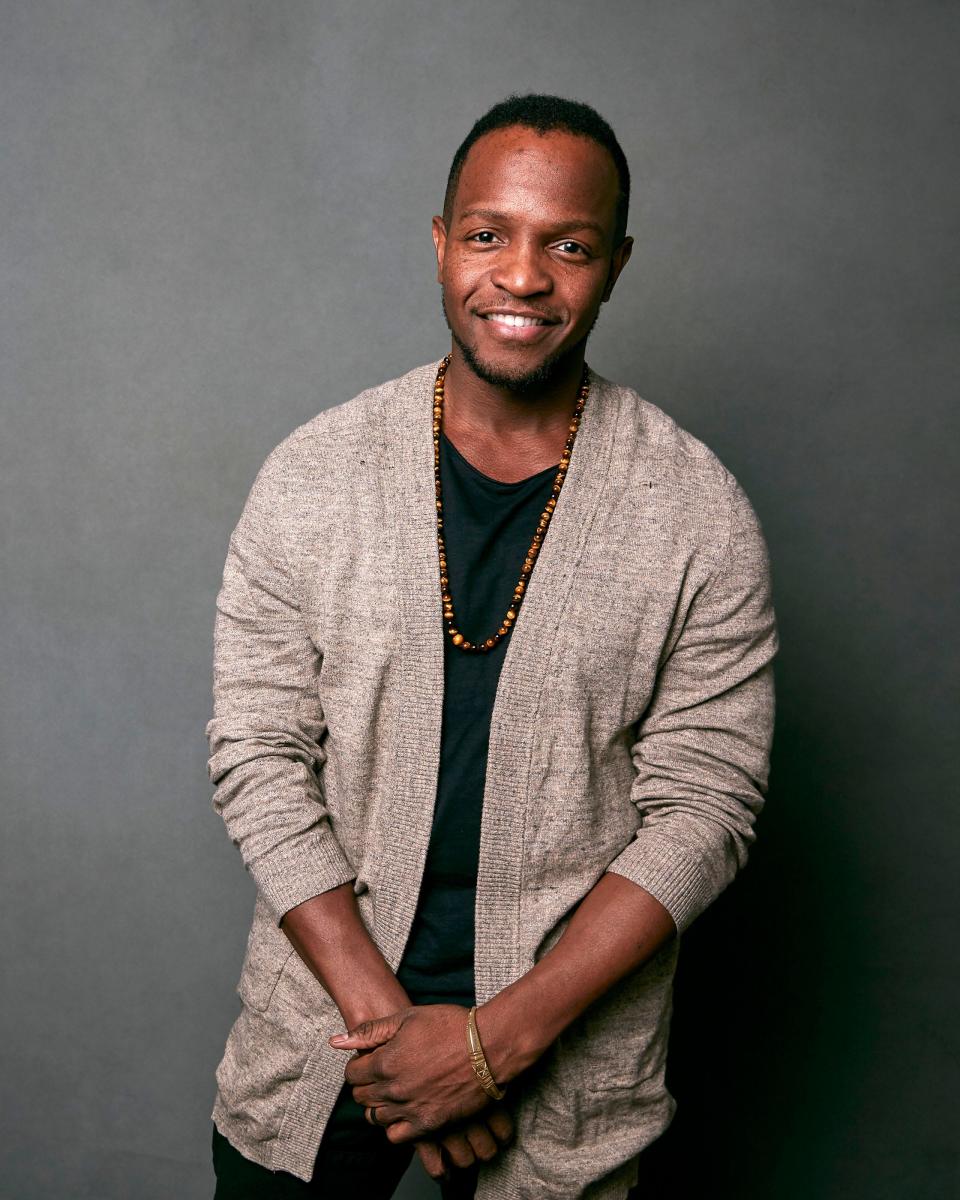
[432,353,590,654]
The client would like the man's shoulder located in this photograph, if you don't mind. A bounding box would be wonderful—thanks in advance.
[286,359,436,450]
[599,372,739,496]
[251,359,437,489]
[598,374,768,569]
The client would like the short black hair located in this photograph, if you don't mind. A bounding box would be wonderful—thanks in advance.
[442,93,630,247]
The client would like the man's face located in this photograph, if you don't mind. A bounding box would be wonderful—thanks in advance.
[433,126,632,391]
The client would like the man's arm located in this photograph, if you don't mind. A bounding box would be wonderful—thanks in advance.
[337,477,779,1139]
[476,875,675,1082]
[206,447,356,921]
[206,449,411,1022]
[480,476,780,1078]
[279,884,411,1029]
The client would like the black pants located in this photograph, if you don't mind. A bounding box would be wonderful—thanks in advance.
[212,1081,479,1199]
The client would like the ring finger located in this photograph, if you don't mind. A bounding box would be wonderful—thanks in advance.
[362,1101,404,1127]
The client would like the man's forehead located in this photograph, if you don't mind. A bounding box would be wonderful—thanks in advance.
[452,126,619,231]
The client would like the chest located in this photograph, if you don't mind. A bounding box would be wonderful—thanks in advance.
[295,467,702,744]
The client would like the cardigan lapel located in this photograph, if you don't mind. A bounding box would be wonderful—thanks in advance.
[473,364,620,1003]
[373,361,449,970]
[374,359,621,997]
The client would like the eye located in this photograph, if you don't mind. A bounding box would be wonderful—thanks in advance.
[467,230,500,245]
[555,240,589,257]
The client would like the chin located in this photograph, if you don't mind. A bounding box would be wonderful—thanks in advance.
[452,331,584,394]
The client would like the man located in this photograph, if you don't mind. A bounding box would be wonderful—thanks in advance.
[206,94,779,1200]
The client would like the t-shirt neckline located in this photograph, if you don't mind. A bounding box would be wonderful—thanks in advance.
[440,430,559,489]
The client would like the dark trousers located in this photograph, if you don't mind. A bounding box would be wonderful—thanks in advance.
[212,1081,479,1199]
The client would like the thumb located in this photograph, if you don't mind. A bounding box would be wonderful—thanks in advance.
[329,1012,404,1050]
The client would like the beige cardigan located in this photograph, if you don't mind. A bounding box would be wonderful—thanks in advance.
[205,359,779,1198]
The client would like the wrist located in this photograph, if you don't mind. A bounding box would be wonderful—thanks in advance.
[473,987,555,1086]
[338,980,411,1030]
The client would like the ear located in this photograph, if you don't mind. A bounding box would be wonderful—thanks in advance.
[601,236,633,302]
[432,216,448,283]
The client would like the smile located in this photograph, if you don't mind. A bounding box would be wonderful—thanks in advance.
[481,313,550,328]
[474,310,558,344]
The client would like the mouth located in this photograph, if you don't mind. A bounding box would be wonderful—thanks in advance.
[474,308,559,342]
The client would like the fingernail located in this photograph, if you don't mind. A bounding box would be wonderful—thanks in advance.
[330,1034,349,1044]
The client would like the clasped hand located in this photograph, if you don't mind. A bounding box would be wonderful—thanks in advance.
[330,1003,513,1178]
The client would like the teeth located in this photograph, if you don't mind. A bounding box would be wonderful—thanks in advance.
[485,313,546,327]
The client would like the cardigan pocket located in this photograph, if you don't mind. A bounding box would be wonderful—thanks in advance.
[237,944,297,1013]
[235,893,299,1013]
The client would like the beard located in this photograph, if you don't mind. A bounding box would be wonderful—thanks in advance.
[441,288,598,395]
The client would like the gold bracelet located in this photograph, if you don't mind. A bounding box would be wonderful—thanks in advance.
[466,1005,507,1101]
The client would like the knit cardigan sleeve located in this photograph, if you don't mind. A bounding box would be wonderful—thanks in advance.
[605,476,780,935]
[205,446,356,924]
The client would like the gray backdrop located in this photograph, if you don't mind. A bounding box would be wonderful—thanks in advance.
[2,2,957,1197]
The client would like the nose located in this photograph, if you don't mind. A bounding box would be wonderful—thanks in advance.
[489,235,552,297]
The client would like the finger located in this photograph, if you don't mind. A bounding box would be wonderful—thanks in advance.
[330,1013,404,1051]
[343,1048,386,1087]
[350,1083,378,1107]
[439,1131,476,1171]
[350,1080,407,1108]
[357,1100,405,1127]
[384,1119,419,1144]
[483,1106,514,1145]
[463,1120,499,1163]
[414,1139,448,1183]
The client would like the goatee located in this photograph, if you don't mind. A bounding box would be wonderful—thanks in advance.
[441,288,597,395]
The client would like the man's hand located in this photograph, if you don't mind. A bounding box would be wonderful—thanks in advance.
[344,1035,514,1181]
[412,1107,514,1182]
[331,1004,498,1142]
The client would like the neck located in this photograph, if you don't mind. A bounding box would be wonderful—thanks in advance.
[442,345,587,440]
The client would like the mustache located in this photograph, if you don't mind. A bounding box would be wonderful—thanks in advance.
[471,301,561,322]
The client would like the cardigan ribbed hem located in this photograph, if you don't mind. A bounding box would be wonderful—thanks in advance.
[248,828,357,925]
[604,828,720,935]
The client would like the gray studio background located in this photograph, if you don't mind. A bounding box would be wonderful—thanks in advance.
[2,2,957,1197]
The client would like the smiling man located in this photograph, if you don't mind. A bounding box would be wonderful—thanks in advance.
[206,94,779,1200]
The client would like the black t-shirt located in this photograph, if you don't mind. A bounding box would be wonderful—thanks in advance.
[395,430,559,1008]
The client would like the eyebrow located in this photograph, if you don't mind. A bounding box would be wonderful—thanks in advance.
[456,208,608,239]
